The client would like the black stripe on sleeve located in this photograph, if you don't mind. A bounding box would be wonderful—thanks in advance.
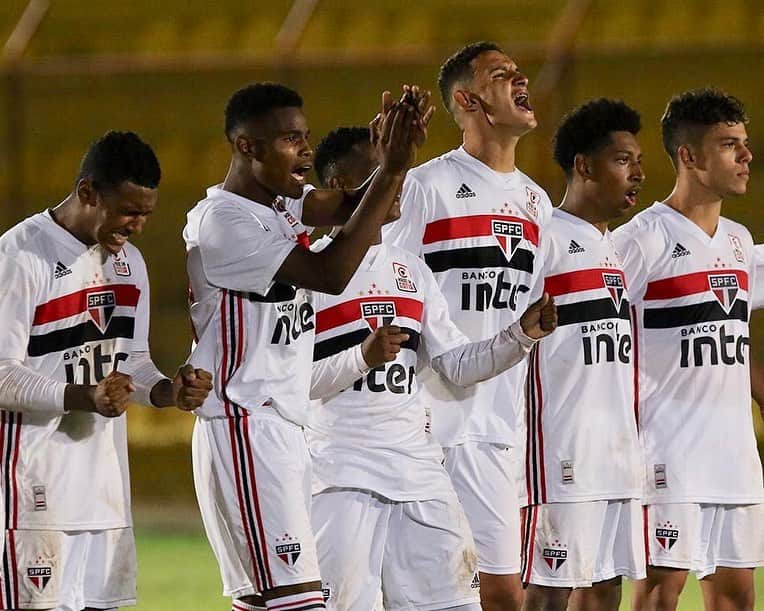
[643,300,748,329]
[424,246,534,274]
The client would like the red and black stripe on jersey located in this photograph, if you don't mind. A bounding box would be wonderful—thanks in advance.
[422,214,539,273]
[28,284,140,357]
[642,270,748,328]
[544,268,631,326]
[313,296,423,361]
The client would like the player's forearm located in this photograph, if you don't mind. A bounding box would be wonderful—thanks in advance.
[310,345,371,400]
[431,322,536,387]
[125,351,170,407]
[0,359,67,414]
[311,168,406,293]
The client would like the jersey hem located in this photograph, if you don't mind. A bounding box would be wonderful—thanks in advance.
[643,495,764,505]
[542,491,642,504]
[14,520,133,531]
[312,483,450,503]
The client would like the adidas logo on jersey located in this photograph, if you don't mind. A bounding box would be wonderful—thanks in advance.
[671,243,691,258]
[455,183,476,199]
[54,261,72,279]
[568,240,585,254]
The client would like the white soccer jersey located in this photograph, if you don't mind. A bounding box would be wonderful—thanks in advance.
[526,209,641,504]
[307,243,468,501]
[0,211,148,530]
[383,146,553,447]
[614,202,764,504]
[184,184,316,424]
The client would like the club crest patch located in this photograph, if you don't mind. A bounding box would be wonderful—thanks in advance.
[361,301,396,332]
[87,290,116,333]
[708,273,739,314]
[275,534,301,565]
[393,262,416,292]
[26,565,52,592]
[542,540,568,571]
[655,522,679,550]
[491,219,523,262]
[525,186,540,218]
[603,273,625,310]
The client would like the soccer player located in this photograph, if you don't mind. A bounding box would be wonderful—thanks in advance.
[0,130,213,610]
[383,41,553,610]
[519,99,645,611]
[307,126,556,611]
[614,89,763,611]
[184,83,429,611]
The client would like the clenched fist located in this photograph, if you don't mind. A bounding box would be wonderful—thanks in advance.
[361,325,410,368]
[520,293,558,340]
[172,364,213,411]
[93,371,135,417]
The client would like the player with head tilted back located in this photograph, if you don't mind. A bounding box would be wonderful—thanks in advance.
[613,89,764,611]
[0,131,213,610]
[306,126,556,611]
[382,42,553,611]
[519,99,646,611]
[184,83,430,611]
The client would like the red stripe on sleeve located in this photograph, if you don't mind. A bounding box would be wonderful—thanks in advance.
[422,214,539,246]
[316,296,424,333]
[33,284,141,325]
[544,268,626,297]
[644,270,748,301]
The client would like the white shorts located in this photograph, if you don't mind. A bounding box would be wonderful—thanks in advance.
[444,441,522,574]
[645,503,764,578]
[192,413,321,597]
[521,499,645,588]
[0,527,135,610]
[311,487,479,611]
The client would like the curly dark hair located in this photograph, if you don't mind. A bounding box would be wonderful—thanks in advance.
[553,98,641,178]
[661,88,747,166]
[438,41,503,114]
[224,82,303,141]
[77,130,160,191]
[313,126,370,186]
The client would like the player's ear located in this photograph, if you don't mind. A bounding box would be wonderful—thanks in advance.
[573,153,591,179]
[678,144,696,168]
[234,134,260,161]
[452,89,478,113]
[76,178,98,207]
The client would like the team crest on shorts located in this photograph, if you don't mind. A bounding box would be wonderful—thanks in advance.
[708,273,739,314]
[491,219,523,262]
[655,522,679,550]
[26,561,52,592]
[393,262,416,292]
[87,290,116,333]
[602,273,625,310]
[525,187,540,218]
[361,301,396,332]
[275,534,301,565]
[542,540,568,571]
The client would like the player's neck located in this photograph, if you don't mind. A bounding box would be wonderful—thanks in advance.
[559,190,609,235]
[49,194,96,246]
[222,161,279,208]
[663,180,722,238]
[462,129,518,173]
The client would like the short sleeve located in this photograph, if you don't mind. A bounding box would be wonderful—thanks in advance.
[749,244,764,310]
[0,253,38,361]
[198,202,298,296]
[417,258,470,359]
[128,249,151,353]
[382,174,428,257]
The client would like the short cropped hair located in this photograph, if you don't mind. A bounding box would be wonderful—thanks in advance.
[77,131,161,190]
[313,127,370,186]
[438,41,503,113]
[661,88,747,166]
[224,82,303,141]
[553,98,641,178]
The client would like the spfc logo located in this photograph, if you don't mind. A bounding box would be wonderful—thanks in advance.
[393,262,416,292]
[655,522,679,550]
[87,291,116,333]
[603,273,625,310]
[542,542,568,571]
[708,274,739,314]
[361,301,396,332]
[525,186,540,218]
[26,566,52,591]
[112,253,131,277]
[491,219,523,262]
[275,535,301,565]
